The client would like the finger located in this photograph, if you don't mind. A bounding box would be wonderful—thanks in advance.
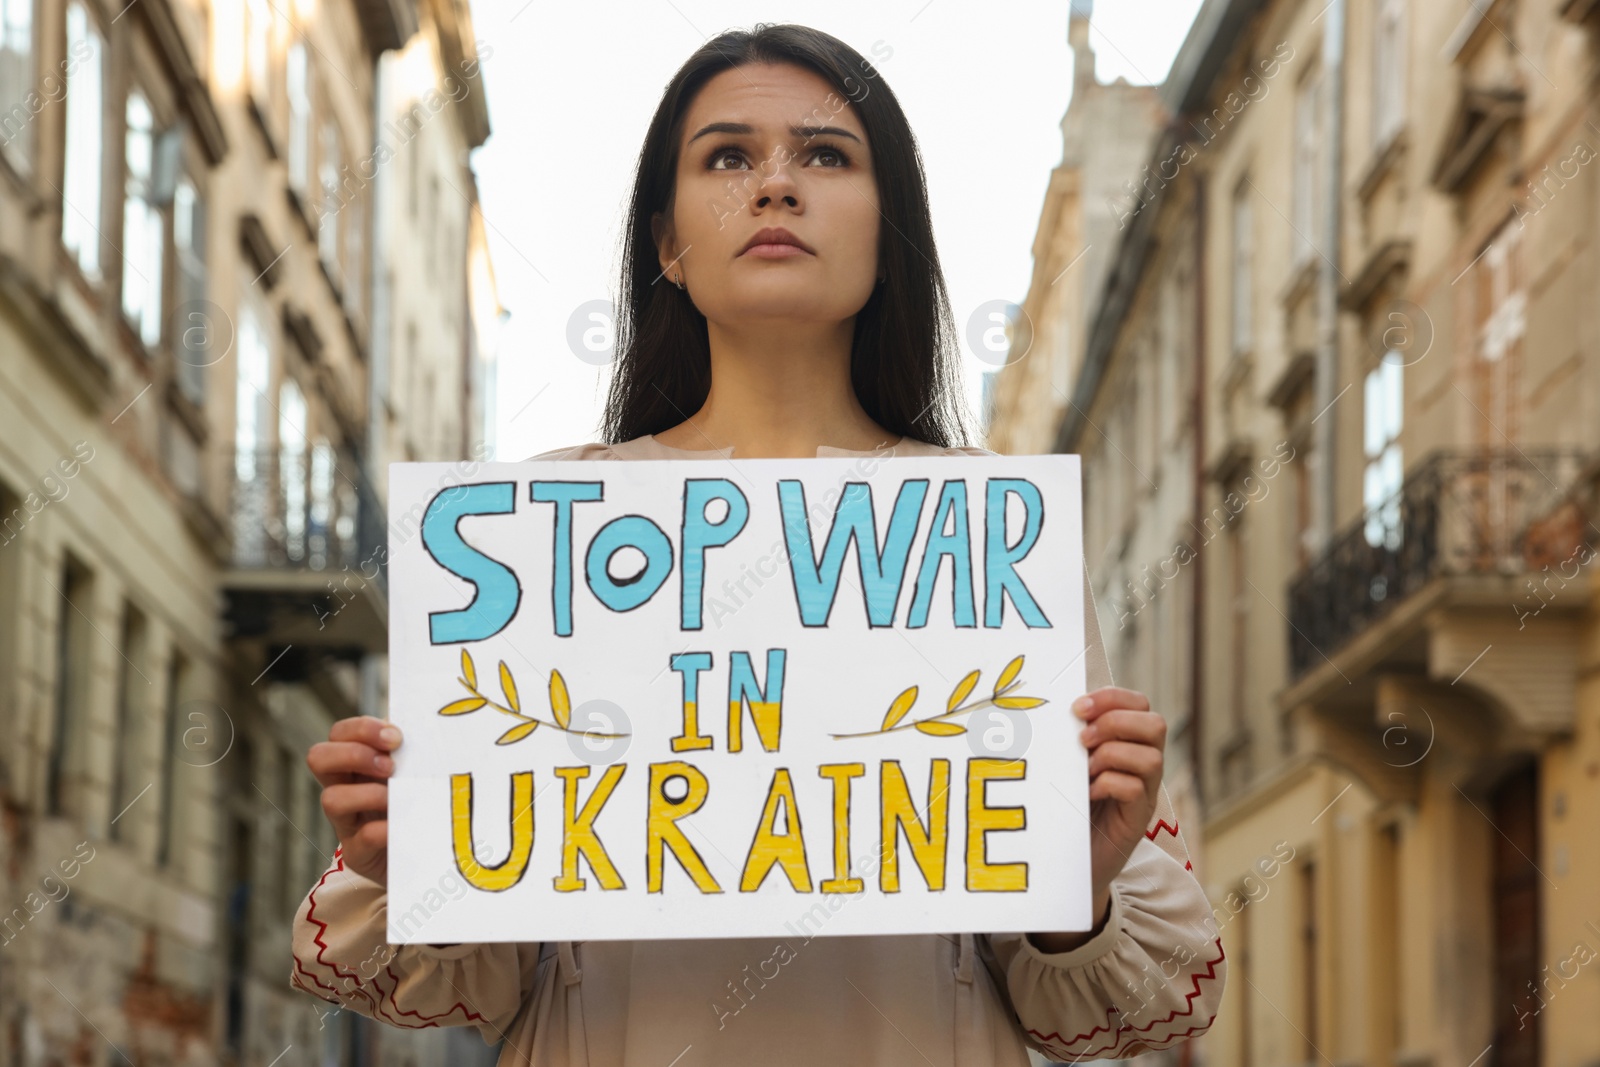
[308,740,392,781]
[1087,740,1163,781]
[1071,686,1152,721]
[307,740,395,786]
[1082,709,1168,748]
[1089,770,1148,804]
[321,782,389,823]
[329,715,404,751]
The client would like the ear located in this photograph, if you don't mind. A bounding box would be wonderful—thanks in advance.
[651,211,677,277]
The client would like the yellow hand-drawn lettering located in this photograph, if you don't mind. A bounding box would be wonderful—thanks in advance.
[879,759,950,892]
[966,758,1028,891]
[646,761,723,893]
[450,771,534,891]
[553,765,627,892]
[739,768,812,892]
[818,762,865,893]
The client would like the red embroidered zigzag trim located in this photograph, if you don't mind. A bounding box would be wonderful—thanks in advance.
[291,848,487,1030]
[292,852,381,1015]
[1040,1015,1216,1061]
[1025,937,1225,1054]
[1144,819,1180,840]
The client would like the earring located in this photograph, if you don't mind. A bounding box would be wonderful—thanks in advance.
[674,272,685,290]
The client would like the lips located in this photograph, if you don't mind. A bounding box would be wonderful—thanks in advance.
[739,227,814,255]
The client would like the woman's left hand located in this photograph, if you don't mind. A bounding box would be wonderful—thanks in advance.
[1077,686,1166,909]
[1028,685,1166,953]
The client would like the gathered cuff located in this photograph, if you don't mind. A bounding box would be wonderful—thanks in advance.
[1017,882,1126,970]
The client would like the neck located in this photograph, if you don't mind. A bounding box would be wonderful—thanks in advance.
[657,318,900,458]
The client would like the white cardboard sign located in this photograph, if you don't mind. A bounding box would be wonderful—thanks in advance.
[384,453,1089,943]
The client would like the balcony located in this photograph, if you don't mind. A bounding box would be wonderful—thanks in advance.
[1287,448,1592,682]
[222,446,387,655]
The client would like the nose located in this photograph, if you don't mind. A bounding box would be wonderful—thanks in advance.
[752,149,801,210]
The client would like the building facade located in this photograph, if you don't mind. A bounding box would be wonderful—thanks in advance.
[988,0,1208,879]
[994,0,1600,1063]
[985,0,1164,458]
[0,0,497,1063]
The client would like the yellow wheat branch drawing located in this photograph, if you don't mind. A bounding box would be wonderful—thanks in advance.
[830,654,1047,739]
[438,649,629,745]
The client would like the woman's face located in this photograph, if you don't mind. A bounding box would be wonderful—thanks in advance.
[654,62,881,329]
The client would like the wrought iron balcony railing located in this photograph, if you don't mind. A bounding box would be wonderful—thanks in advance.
[228,445,387,593]
[1286,448,1592,679]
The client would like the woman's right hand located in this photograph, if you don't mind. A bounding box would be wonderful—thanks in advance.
[308,715,402,887]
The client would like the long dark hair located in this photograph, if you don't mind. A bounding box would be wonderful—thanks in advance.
[600,23,972,449]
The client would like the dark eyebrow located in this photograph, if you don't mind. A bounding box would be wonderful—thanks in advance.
[686,121,863,146]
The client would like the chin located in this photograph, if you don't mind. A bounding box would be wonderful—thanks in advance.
[714,298,853,324]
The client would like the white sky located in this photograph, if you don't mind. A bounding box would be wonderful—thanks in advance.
[470,0,1205,460]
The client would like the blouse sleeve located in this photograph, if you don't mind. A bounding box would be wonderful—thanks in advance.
[977,558,1226,1061]
[289,848,544,1048]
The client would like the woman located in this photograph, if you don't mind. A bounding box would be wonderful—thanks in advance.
[292,23,1225,1065]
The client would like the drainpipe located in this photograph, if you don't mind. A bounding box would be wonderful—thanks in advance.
[1314,0,1347,552]
[1190,169,1207,807]
[1313,0,1347,1047]
[363,51,392,723]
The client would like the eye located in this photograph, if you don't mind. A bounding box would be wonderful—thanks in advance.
[703,142,854,171]
[810,143,851,167]
[707,144,749,171]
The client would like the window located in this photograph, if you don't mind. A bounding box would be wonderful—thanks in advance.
[109,602,147,842]
[1231,178,1253,356]
[122,90,163,348]
[46,556,92,817]
[1300,859,1320,1057]
[1134,362,1153,482]
[173,175,208,403]
[426,175,440,280]
[286,38,310,194]
[404,319,418,453]
[1375,822,1403,1053]
[1159,280,1180,440]
[233,288,273,563]
[1228,504,1248,734]
[318,118,342,282]
[279,378,307,560]
[0,0,33,167]
[222,736,255,1054]
[1362,356,1403,548]
[155,650,187,868]
[309,437,334,567]
[1114,390,1134,529]
[277,744,295,917]
[1291,68,1322,268]
[407,139,419,218]
[61,0,105,281]
[1373,0,1406,148]
[344,183,363,323]
[1474,220,1524,447]
[1293,438,1313,567]
[245,0,272,109]
[234,296,271,473]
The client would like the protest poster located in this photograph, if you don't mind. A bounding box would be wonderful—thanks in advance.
[384,452,1090,943]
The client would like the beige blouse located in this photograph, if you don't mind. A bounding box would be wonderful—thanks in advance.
[290,432,1226,1065]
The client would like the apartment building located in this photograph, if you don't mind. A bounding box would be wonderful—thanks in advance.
[986,0,1164,458]
[0,0,497,1063]
[987,0,1206,873]
[993,0,1600,1062]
